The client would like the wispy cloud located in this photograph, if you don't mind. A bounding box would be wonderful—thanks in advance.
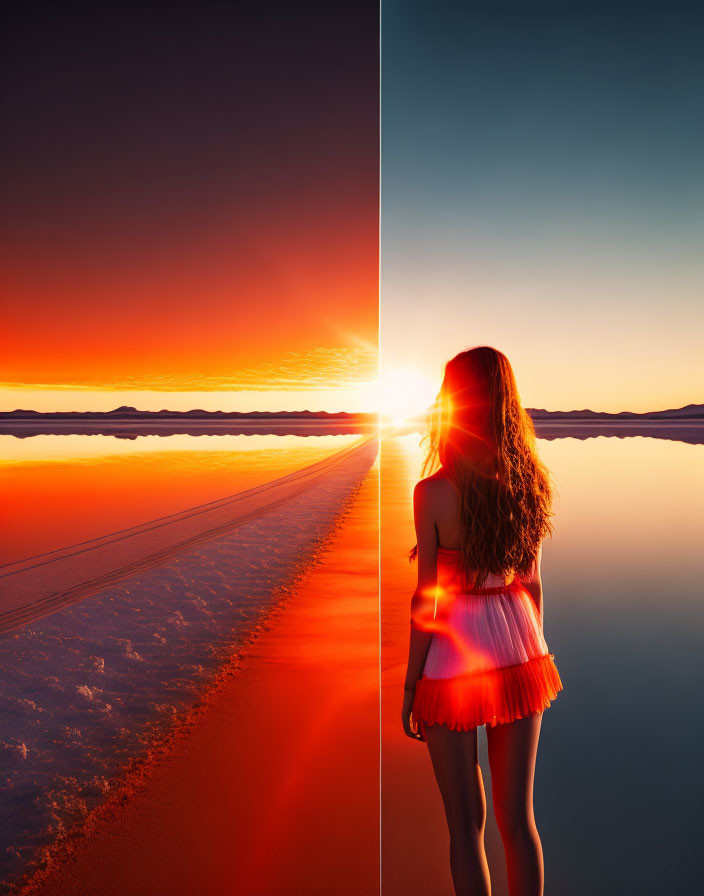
[0,346,379,393]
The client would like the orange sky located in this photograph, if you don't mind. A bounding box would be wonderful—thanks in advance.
[1,204,377,391]
[1,5,379,412]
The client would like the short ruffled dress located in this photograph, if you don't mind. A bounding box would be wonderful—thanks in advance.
[411,547,563,738]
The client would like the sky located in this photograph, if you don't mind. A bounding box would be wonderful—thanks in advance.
[380,1,704,413]
[0,1,379,413]
[3,3,703,418]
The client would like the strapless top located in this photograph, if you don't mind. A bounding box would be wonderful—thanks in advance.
[436,546,520,594]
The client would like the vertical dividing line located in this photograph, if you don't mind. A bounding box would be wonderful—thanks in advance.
[378,3,383,895]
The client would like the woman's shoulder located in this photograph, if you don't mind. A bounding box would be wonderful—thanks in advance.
[413,470,458,504]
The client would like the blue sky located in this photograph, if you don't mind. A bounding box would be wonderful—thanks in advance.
[381,1,704,411]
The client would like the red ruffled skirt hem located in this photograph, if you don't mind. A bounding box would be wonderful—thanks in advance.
[411,652,563,737]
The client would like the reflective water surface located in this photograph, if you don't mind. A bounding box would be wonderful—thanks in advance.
[382,431,703,896]
[0,432,360,564]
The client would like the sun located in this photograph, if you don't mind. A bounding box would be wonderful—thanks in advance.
[375,366,438,427]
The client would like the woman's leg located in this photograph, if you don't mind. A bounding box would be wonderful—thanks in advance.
[486,712,544,896]
[425,723,491,896]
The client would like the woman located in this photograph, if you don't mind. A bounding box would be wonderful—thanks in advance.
[402,346,563,896]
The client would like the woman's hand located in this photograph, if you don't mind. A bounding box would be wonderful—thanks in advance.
[402,687,425,741]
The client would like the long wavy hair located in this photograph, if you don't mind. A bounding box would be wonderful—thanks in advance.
[410,346,554,587]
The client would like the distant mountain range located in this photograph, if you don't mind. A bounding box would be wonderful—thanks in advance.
[0,404,702,421]
[526,403,703,421]
[0,407,378,421]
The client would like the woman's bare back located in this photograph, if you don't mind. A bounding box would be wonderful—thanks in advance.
[424,468,464,550]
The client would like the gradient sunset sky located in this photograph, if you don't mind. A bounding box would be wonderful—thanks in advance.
[4,3,702,417]
[1,2,379,413]
[381,1,704,413]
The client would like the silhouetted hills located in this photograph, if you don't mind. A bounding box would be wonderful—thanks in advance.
[0,408,378,422]
[0,404,701,422]
[526,404,703,421]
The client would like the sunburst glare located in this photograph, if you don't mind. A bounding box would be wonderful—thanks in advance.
[373,367,438,427]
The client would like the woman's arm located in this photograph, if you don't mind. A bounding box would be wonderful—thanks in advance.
[403,479,439,692]
[521,542,544,629]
